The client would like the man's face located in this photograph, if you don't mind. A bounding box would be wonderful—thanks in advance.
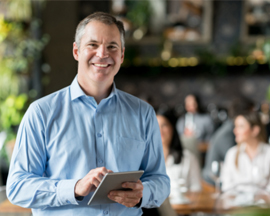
[185,95,198,114]
[73,20,125,87]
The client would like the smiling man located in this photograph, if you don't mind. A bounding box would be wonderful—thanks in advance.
[6,12,170,216]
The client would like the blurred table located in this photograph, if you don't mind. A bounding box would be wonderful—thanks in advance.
[0,200,31,216]
[171,180,217,215]
[0,187,31,216]
[0,182,215,216]
[198,142,209,153]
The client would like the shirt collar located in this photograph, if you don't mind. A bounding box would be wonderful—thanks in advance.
[107,82,117,100]
[70,75,86,101]
[70,75,117,101]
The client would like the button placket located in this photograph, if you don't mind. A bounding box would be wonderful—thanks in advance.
[97,133,102,138]
[95,111,105,168]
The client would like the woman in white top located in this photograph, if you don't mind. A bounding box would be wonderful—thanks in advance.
[156,109,202,200]
[221,111,270,192]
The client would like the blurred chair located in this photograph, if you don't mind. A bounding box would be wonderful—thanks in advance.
[0,186,6,204]
[158,198,178,216]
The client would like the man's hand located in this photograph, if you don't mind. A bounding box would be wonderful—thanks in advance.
[74,167,112,197]
[108,180,143,207]
[184,127,194,137]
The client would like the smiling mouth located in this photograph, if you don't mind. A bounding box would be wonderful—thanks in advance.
[93,63,110,68]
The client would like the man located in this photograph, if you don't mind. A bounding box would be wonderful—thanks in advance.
[6,12,170,216]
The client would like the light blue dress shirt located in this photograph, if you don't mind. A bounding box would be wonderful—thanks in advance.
[6,76,170,216]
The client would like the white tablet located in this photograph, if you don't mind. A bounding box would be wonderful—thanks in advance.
[87,170,144,206]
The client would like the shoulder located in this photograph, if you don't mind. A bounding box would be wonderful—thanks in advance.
[224,145,238,160]
[261,143,270,152]
[116,89,153,114]
[28,86,70,118]
[166,155,175,166]
[198,113,212,122]
[34,86,69,106]
[176,115,185,125]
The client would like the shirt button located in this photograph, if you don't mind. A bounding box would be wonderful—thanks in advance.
[98,159,103,164]
[103,210,108,215]
[97,133,102,137]
[66,200,71,204]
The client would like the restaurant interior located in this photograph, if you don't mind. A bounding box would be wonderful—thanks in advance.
[0,0,270,215]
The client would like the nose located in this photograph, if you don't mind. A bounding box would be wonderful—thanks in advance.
[96,45,109,58]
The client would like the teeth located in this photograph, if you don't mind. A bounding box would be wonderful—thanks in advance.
[94,63,109,67]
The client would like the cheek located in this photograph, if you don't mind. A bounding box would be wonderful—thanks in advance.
[113,53,123,63]
[82,48,93,58]
[237,129,251,140]
[161,128,169,138]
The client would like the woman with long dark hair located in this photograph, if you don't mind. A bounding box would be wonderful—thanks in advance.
[156,108,201,203]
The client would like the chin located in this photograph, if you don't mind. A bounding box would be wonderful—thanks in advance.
[236,139,244,144]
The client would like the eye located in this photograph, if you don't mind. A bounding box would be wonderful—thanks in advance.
[88,43,98,48]
[108,45,117,50]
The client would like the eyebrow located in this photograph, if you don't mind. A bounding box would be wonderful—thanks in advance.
[87,40,120,47]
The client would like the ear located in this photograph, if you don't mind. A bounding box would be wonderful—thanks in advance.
[73,42,79,61]
[120,47,125,64]
[252,125,260,138]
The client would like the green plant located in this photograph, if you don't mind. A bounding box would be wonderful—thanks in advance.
[126,1,152,28]
[0,0,48,163]
[0,94,28,131]
[232,207,270,216]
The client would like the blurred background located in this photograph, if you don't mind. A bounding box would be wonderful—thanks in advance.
[0,0,270,185]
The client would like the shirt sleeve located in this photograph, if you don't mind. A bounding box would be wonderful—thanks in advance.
[6,103,80,208]
[220,148,235,192]
[139,107,170,208]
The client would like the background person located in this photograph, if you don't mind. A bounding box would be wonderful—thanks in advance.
[176,93,214,143]
[6,12,170,216]
[202,97,254,185]
[157,108,201,200]
[176,93,214,165]
[221,111,270,192]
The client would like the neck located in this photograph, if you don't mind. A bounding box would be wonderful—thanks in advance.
[78,76,113,104]
[163,145,169,161]
[245,139,260,159]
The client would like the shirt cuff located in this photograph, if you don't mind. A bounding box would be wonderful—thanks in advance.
[57,179,80,205]
[140,182,151,208]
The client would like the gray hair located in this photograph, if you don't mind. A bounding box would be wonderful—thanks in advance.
[75,12,125,52]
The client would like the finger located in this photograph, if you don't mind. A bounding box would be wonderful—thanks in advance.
[108,194,141,207]
[90,172,104,183]
[98,167,110,176]
[91,178,101,188]
[109,190,142,199]
[91,167,110,181]
[122,181,143,190]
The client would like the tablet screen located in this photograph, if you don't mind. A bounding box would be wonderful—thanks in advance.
[87,170,144,206]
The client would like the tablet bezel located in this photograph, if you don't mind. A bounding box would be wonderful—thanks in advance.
[87,170,144,206]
